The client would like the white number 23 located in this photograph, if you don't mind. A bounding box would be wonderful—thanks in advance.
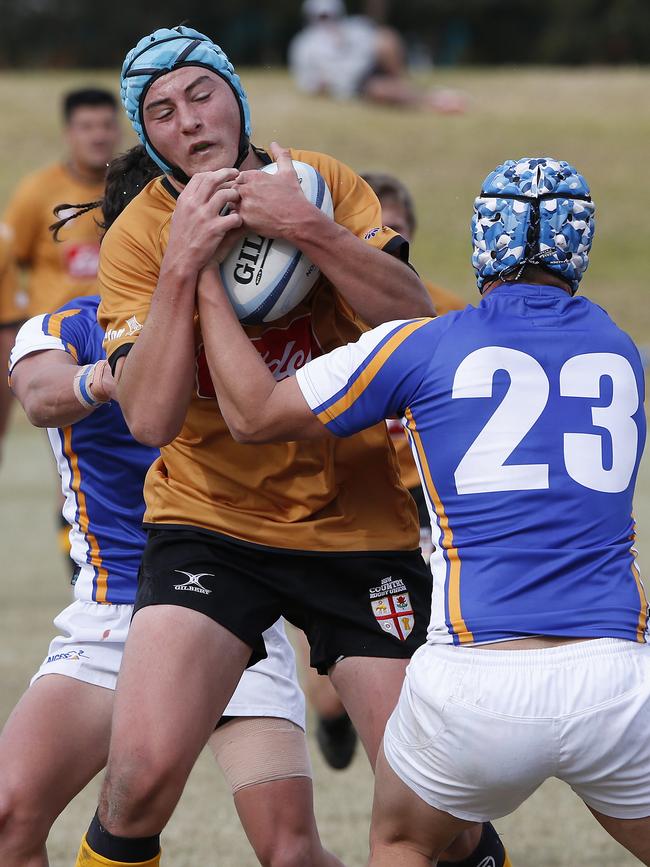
[452,347,639,495]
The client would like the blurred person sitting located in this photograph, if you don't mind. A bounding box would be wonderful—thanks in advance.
[288,0,465,113]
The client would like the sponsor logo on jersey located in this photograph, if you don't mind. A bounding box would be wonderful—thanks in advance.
[126,315,143,335]
[477,858,496,867]
[45,648,88,664]
[195,313,322,398]
[369,576,415,641]
[173,570,214,595]
[364,227,381,240]
[63,242,100,279]
[104,327,125,343]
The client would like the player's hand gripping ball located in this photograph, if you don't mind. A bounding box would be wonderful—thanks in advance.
[220,161,334,325]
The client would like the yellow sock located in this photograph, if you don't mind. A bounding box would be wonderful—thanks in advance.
[57,523,71,556]
[75,834,161,866]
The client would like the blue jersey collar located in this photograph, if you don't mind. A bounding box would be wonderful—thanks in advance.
[484,282,573,299]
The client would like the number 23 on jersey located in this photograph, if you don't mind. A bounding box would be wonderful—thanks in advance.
[453,347,640,496]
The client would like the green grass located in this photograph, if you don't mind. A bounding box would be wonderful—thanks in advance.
[1,68,649,866]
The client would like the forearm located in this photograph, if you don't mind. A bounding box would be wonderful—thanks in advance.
[197,269,278,440]
[12,362,95,428]
[118,257,197,447]
[290,209,434,325]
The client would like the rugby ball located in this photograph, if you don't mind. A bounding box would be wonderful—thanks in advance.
[220,160,334,325]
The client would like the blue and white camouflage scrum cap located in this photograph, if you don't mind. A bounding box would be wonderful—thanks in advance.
[471,157,595,294]
[120,26,251,181]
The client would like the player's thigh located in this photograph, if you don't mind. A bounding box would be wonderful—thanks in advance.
[329,655,408,767]
[0,674,113,824]
[110,604,252,771]
[370,744,473,865]
[587,808,650,864]
[285,548,431,764]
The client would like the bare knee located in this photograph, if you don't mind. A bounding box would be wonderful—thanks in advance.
[99,753,187,836]
[255,830,322,867]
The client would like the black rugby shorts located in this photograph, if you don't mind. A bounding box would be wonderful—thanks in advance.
[135,526,432,673]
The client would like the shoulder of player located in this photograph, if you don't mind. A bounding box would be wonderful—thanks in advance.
[288,148,357,185]
[101,177,171,255]
[54,294,100,319]
[48,296,102,344]
[579,295,644,364]
[13,298,103,367]
[359,316,450,363]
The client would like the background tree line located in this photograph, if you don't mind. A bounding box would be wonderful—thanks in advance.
[1,0,649,67]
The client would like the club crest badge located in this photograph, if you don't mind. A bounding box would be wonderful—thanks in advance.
[369,576,415,641]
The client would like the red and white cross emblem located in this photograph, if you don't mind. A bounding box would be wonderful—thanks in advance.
[370,579,415,641]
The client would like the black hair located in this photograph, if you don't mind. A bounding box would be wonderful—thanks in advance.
[62,88,118,123]
[50,145,161,241]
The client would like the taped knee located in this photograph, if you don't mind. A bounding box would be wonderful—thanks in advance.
[210,717,312,794]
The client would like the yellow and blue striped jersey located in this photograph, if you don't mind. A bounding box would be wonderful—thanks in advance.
[296,283,648,645]
[9,296,158,604]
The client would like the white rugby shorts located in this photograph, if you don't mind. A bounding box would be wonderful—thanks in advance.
[384,638,650,822]
[32,599,306,730]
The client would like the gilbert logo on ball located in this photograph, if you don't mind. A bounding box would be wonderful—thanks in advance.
[220,160,334,325]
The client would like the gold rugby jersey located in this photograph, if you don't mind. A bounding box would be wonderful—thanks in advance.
[0,230,20,327]
[391,278,466,491]
[99,147,419,552]
[2,163,103,318]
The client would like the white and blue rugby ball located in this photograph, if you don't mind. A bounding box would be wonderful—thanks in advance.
[220,160,334,325]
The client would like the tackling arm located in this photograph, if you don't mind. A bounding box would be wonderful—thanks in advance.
[11,350,114,428]
[197,266,326,443]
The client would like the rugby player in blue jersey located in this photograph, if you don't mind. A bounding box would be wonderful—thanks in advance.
[0,147,344,867]
[197,156,650,864]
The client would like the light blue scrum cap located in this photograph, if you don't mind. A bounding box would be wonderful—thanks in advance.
[471,157,595,294]
[120,26,252,183]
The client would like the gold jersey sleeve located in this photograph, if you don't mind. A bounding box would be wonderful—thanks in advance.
[0,230,22,327]
[98,153,418,553]
[2,163,104,318]
[98,177,171,362]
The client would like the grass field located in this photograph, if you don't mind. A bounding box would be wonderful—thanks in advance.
[0,67,649,866]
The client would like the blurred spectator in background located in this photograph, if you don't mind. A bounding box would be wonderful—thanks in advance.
[1,88,120,323]
[0,87,119,499]
[289,0,465,113]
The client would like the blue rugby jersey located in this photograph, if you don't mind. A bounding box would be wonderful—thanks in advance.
[296,283,648,645]
[9,296,158,604]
